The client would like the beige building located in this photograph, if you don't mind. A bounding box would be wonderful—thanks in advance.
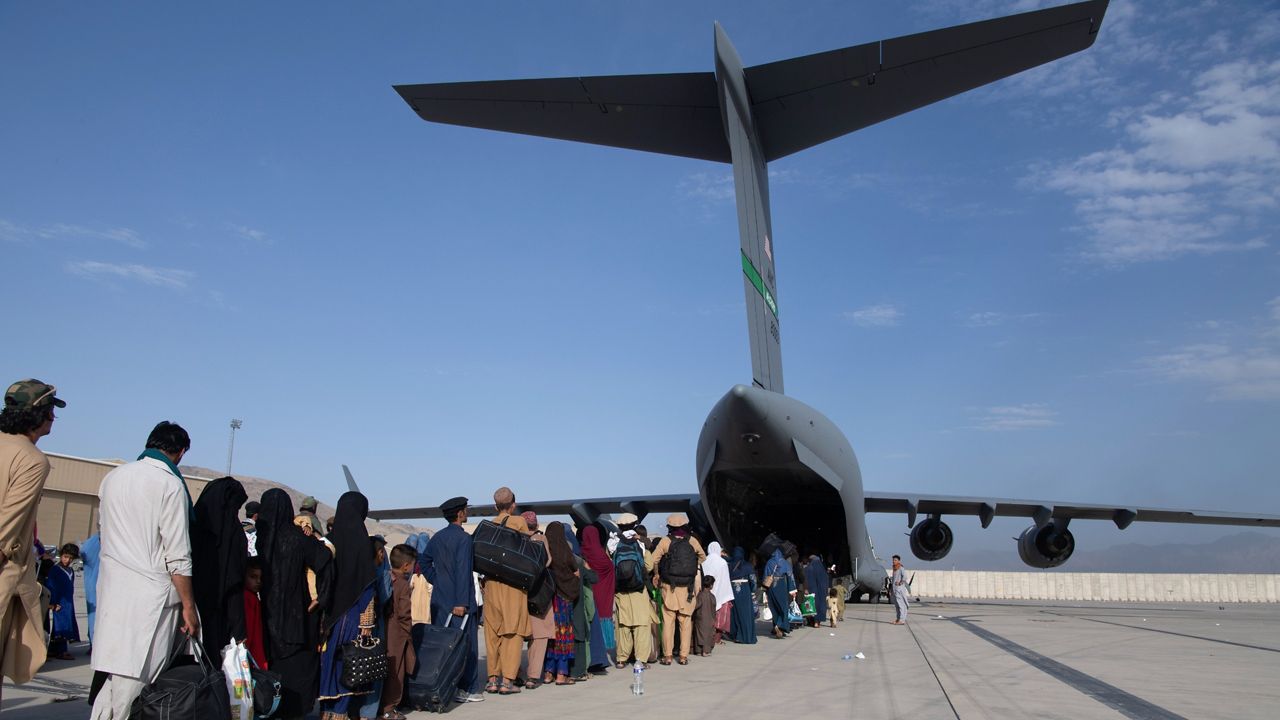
[36,452,213,550]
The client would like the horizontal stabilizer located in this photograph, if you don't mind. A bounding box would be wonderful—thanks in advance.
[395,73,729,162]
[748,0,1108,160]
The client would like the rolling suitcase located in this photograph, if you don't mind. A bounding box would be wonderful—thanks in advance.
[406,614,470,713]
[472,517,547,591]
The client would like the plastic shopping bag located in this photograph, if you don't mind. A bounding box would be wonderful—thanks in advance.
[222,640,254,720]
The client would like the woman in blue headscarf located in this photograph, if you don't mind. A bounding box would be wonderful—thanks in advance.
[726,547,757,644]
[762,549,794,639]
[803,555,830,627]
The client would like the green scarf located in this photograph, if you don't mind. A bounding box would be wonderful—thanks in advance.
[139,448,195,518]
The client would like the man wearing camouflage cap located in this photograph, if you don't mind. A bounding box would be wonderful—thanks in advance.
[0,379,64,691]
[299,495,327,536]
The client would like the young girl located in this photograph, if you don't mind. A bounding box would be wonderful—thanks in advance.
[46,543,81,660]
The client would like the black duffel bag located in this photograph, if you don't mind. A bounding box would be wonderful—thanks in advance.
[473,516,547,592]
[131,636,230,720]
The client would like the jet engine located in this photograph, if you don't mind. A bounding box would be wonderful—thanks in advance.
[1017,522,1075,568]
[909,517,953,562]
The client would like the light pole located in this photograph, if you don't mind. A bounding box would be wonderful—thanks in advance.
[227,419,243,476]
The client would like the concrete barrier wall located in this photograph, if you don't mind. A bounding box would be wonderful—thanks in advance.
[909,571,1280,603]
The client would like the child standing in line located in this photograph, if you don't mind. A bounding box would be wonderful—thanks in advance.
[243,557,267,668]
[46,543,80,660]
[691,576,717,657]
[380,544,418,720]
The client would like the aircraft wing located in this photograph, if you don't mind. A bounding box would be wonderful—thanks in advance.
[863,491,1280,530]
[748,0,1109,160]
[394,73,729,162]
[367,493,700,522]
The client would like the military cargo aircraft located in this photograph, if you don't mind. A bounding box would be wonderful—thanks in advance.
[368,0,1280,597]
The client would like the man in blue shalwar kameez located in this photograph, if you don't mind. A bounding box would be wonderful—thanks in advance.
[423,496,484,704]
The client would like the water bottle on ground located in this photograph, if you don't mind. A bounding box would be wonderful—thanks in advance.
[632,662,645,695]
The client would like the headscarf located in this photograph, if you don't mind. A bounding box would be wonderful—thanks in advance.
[579,525,615,618]
[804,554,831,598]
[728,546,754,581]
[763,548,790,578]
[544,521,580,603]
[407,532,431,573]
[190,476,248,657]
[702,541,734,610]
[325,491,374,630]
[563,524,582,556]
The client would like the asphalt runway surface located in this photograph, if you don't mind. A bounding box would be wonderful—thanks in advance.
[5,597,1277,718]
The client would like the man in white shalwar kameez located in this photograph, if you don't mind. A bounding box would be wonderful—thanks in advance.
[91,421,199,719]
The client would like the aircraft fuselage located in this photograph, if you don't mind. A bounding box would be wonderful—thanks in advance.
[697,384,885,592]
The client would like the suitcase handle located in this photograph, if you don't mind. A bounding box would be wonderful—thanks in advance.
[445,612,469,631]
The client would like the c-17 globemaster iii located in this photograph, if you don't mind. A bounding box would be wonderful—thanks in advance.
[363,0,1280,598]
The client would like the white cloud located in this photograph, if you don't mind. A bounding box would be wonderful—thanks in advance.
[1137,297,1280,401]
[963,311,1041,327]
[229,223,270,243]
[968,403,1058,431]
[1031,45,1280,266]
[678,172,735,203]
[1,219,146,249]
[1141,344,1280,401]
[67,260,192,289]
[846,304,902,327]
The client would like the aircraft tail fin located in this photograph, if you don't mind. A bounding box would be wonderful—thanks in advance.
[342,464,361,494]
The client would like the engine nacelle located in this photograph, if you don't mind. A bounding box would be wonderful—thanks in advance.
[1017,522,1075,568]
[909,517,953,561]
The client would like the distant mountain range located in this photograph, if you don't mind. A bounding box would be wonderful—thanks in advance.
[180,464,431,543]
[916,532,1280,573]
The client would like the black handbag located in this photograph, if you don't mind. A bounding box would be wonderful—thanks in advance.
[340,635,389,689]
[247,648,282,718]
[527,567,556,617]
[472,516,547,592]
[131,637,231,720]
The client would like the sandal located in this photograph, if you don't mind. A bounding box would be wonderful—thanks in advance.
[484,678,500,694]
[659,657,673,666]
[614,661,627,669]
[677,657,689,665]
[555,677,575,686]
[524,678,541,690]
[498,681,521,694]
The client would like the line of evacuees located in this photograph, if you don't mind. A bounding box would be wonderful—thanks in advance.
[48,487,849,720]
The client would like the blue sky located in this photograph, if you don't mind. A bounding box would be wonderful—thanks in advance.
[3,1,1278,559]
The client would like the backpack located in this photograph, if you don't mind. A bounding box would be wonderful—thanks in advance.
[658,536,698,589]
[613,538,646,593]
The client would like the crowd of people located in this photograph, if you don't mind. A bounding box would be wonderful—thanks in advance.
[0,378,910,720]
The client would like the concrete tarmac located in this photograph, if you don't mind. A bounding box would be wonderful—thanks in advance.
[5,598,1278,719]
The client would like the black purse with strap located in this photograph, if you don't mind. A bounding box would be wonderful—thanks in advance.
[340,634,389,689]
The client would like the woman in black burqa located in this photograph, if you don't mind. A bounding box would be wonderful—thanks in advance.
[316,491,377,718]
[190,476,249,662]
[257,489,334,720]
